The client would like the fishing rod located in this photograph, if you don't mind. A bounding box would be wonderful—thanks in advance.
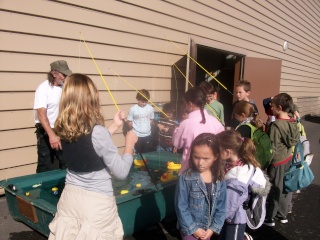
[81,33,160,191]
[172,63,224,125]
[165,35,236,98]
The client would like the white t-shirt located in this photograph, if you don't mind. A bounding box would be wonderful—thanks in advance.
[127,104,154,137]
[34,80,62,127]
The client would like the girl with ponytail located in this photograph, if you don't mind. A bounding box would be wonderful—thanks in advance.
[173,87,224,174]
[233,100,262,138]
[217,130,270,240]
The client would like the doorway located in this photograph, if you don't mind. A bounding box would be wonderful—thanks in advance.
[193,45,244,126]
[186,42,282,126]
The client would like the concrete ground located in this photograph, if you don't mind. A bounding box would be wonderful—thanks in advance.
[0,117,319,240]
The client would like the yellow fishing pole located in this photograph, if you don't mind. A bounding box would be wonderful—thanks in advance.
[172,63,193,88]
[165,35,234,97]
[80,33,120,110]
[172,63,223,125]
[108,67,169,118]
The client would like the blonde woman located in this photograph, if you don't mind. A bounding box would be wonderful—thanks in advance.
[49,73,137,240]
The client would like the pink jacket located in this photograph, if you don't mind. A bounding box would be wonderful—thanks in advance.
[173,109,225,174]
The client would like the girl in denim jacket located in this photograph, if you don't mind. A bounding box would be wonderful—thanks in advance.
[175,133,227,240]
[217,130,270,240]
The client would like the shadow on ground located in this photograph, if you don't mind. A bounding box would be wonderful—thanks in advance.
[8,231,46,240]
[125,185,320,240]
[304,115,320,124]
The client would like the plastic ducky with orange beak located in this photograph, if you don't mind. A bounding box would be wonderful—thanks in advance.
[134,159,148,167]
[167,161,181,170]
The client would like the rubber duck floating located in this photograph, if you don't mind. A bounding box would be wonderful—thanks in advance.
[167,161,181,170]
[160,172,174,182]
[133,159,148,167]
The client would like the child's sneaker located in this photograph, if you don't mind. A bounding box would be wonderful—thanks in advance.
[264,218,275,227]
[275,216,288,224]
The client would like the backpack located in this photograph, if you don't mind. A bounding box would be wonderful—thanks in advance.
[245,124,273,170]
[284,139,314,193]
[297,121,313,165]
[243,169,271,230]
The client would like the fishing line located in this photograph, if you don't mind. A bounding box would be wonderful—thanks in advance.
[164,35,234,97]
[80,33,120,110]
[108,67,169,118]
[172,63,223,124]
[78,33,82,72]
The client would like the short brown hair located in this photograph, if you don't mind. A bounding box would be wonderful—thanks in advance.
[236,80,251,92]
[136,89,150,101]
[199,81,217,95]
[271,93,293,113]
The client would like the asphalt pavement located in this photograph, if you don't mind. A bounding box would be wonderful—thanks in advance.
[0,117,319,240]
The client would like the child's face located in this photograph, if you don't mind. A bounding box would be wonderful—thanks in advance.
[137,99,148,107]
[212,92,218,100]
[236,86,250,101]
[270,102,281,116]
[192,145,217,173]
[206,94,213,103]
[165,111,174,119]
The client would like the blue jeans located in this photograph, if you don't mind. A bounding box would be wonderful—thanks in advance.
[35,124,66,173]
[219,222,246,240]
[135,136,151,154]
[156,145,173,152]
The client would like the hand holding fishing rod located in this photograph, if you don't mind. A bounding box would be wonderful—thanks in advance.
[81,33,158,192]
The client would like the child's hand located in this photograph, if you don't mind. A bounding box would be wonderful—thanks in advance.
[193,228,206,239]
[202,229,214,239]
[162,127,169,132]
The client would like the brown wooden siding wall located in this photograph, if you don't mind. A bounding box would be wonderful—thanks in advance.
[0,0,319,180]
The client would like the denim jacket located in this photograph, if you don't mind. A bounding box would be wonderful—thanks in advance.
[174,169,227,235]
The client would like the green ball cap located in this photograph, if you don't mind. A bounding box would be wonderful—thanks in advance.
[50,60,72,76]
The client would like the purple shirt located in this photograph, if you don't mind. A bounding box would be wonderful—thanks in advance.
[172,109,224,174]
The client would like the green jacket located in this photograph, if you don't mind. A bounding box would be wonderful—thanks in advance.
[268,119,300,165]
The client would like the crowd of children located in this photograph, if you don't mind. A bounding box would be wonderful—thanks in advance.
[125,81,302,239]
[147,79,303,239]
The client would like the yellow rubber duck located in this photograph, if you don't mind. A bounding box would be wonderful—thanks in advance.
[167,161,181,170]
[134,159,148,166]
[160,172,174,182]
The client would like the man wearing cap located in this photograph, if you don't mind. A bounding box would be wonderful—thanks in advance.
[34,60,72,173]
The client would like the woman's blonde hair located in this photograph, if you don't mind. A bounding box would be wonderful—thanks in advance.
[54,74,105,142]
